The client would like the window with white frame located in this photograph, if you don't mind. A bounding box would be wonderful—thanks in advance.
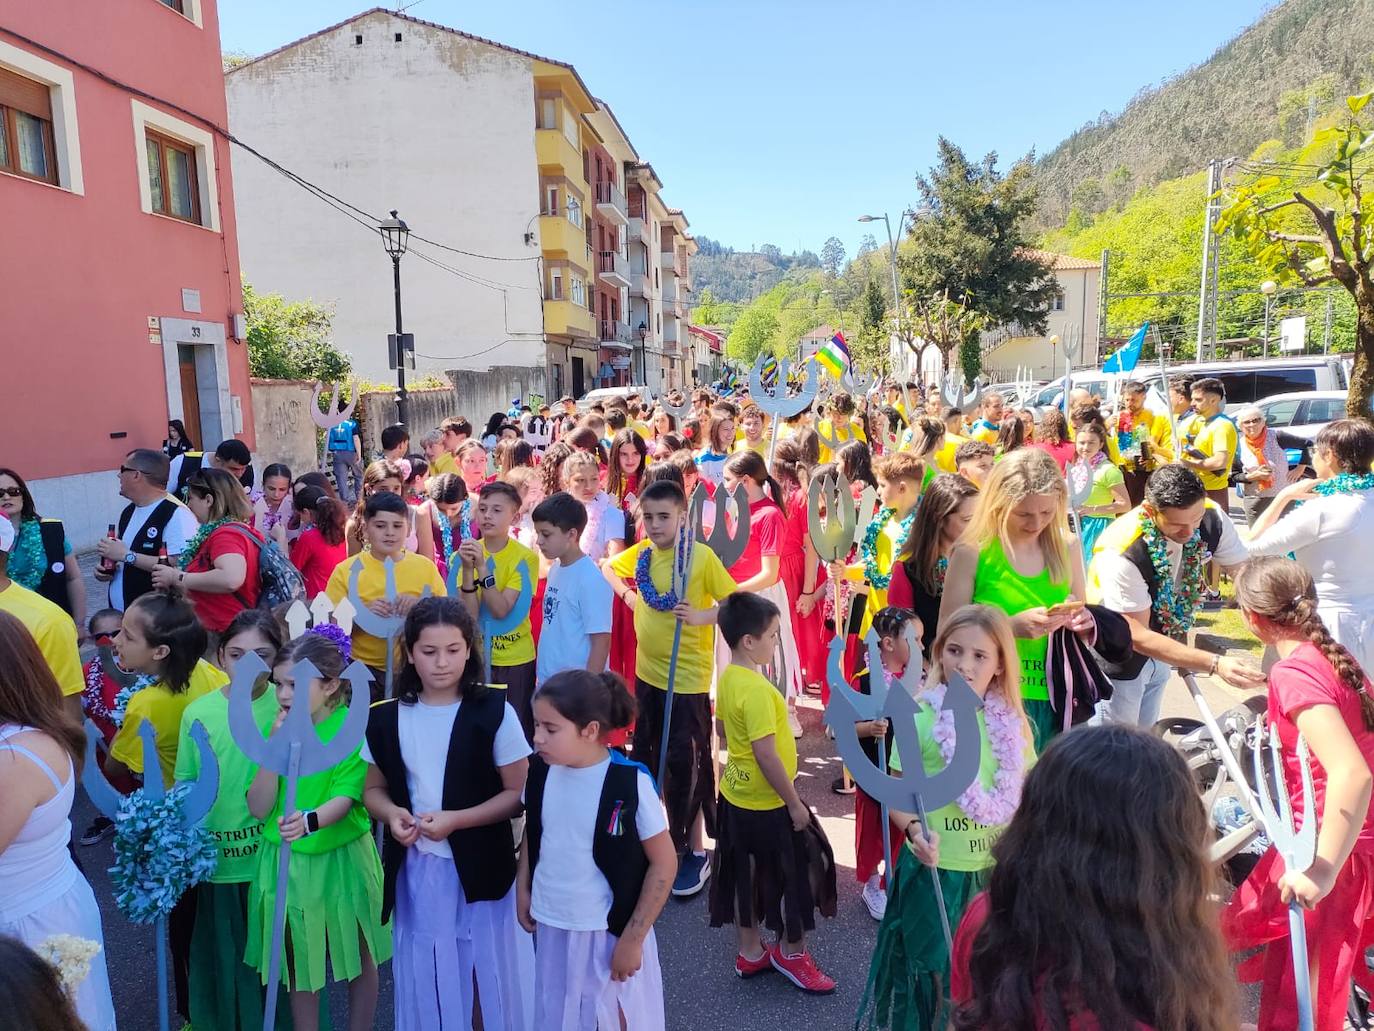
[152,0,203,28]
[131,100,219,230]
[570,276,584,306]
[566,195,582,229]
[549,268,563,301]
[537,97,557,131]
[1051,291,1065,312]
[561,108,579,149]
[543,184,558,217]
[0,45,83,193]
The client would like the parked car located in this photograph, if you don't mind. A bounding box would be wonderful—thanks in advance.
[1256,390,1370,468]
[1137,355,1349,415]
[577,385,651,410]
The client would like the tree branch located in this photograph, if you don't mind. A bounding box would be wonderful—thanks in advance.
[1270,232,1331,246]
[1258,198,1304,216]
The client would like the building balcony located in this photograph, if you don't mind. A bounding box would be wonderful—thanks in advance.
[599,319,634,350]
[536,128,585,182]
[662,276,678,304]
[594,182,628,226]
[631,271,652,298]
[628,215,651,246]
[597,250,631,288]
[660,249,682,277]
[663,319,679,345]
[544,298,596,340]
[539,215,589,267]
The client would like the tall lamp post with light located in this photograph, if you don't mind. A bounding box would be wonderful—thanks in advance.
[380,210,411,425]
[1260,279,1278,357]
[859,209,919,371]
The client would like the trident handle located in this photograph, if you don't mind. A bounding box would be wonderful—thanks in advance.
[260,741,302,1031]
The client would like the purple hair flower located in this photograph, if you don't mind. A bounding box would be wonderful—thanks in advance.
[308,622,352,664]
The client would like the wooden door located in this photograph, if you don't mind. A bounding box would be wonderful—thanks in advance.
[177,345,203,447]
[572,356,586,399]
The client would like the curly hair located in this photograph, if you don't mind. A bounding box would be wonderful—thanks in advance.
[952,725,1238,1031]
[1235,556,1374,726]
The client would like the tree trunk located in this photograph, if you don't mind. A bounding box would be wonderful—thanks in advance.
[1351,292,1374,419]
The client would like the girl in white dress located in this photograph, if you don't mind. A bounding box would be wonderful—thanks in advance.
[0,610,116,1030]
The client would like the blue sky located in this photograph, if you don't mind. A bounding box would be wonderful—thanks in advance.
[220,0,1273,258]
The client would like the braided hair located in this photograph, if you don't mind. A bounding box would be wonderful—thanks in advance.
[1234,556,1374,729]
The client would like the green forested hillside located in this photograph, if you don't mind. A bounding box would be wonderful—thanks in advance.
[1035,0,1374,229]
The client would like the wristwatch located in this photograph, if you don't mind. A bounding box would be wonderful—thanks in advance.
[303,810,320,836]
[123,551,139,566]
[479,574,496,590]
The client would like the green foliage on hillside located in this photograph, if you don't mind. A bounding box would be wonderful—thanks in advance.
[691,236,822,305]
[1035,0,1374,229]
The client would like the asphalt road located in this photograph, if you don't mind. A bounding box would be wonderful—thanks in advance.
[72,556,1264,1029]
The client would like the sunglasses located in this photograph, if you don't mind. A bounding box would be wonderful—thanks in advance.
[0,487,22,498]
[92,631,116,645]
[118,465,141,476]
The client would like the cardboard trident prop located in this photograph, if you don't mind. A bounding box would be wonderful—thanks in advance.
[653,518,696,796]
[84,719,219,1031]
[1064,456,1096,584]
[748,353,819,465]
[825,627,924,893]
[309,380,358,472]
[659,389,694,424]
[348,556,432,698]
[1252,719,1318,1031]
[227,653,373,1031]
[447,555,534,683]
[824,646,984,953]
[939,371,985,412]
[807,471,878,638]
[98,642,139,693]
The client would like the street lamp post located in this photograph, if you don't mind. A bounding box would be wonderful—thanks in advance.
[637,322,647,387]
[859,209,920,372]
[1260,279,1278,358]
[380,210,411,426]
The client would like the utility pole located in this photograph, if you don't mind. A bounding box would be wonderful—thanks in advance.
[1098,249,1110,348]
[1195,159,1224,362]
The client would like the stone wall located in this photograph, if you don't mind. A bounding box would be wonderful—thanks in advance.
[250,379,323,477]
[357,365,549,451]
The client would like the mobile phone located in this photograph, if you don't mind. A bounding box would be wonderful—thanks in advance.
[1046,600,1086,618]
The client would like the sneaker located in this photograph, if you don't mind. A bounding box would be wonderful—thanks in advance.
[861,882,887,921]
[787,706,804,739]
[769,944,837,994]
[734,949,772,979]
[831,775,855,796]
[672,851,710,897]
[79,816,115,846]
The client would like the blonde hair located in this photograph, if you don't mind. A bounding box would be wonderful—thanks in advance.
[561,450,600,487]
[961,448,1071,583]
[929,603,1031,742]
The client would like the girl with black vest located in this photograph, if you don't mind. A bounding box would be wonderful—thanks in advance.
[362,597,534,1031]
[518,670,676,1031]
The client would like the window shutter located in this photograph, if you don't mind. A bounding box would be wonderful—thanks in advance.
[0,67,53,121]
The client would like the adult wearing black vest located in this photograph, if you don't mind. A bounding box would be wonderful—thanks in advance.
[95,449,199,611]
[1086,463,1264,727]
[169,438,255,500]
[0,467,86,631]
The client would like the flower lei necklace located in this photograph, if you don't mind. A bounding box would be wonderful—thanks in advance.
[923,681,1026,826]
[178,517,237,570]
[861,507,917,589]
[1140,510,1205,636]
[934,555,949,593]
[635,523,692,612]
[1314,472,1374,496]
[7,518,48,591]
[83,654,115,725]
[112,674,158,728]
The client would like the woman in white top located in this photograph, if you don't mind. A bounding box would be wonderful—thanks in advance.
[1247,419,1374,673]
[0,611,116,1031]
[1234,405,1291,526]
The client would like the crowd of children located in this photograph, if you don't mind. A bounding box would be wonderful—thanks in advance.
[3,376,1374,1031]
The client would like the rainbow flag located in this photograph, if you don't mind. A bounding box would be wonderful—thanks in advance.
[761,355,779,389]
[814,332,850,378]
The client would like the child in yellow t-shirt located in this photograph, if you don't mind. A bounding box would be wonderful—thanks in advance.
[711,591,836,992]
[106,592,228,787]
[325,491,446,695]
[455,481,540,737]
[604,480,736,894]
[816,392,867,463]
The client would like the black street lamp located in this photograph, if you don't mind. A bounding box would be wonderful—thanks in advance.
[637,322,647,386]
[380,209,411,425]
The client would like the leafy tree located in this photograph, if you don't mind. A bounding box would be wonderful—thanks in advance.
[222,51,253,71]
[726,304,781,365]
[848,278,891,374]
[820,237,847,277]
[857,233,879,257]
[758,243,783,264]
[1218,91,1374,416]
[899,137,1056,379]
[241,279,351,382]
[859,277,887,331]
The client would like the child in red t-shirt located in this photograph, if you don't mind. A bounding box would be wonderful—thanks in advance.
[1226,556,1374,1031]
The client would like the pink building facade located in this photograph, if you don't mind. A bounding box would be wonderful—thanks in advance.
[0,0,252,546]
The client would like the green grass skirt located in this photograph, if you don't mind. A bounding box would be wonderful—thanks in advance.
[245,833,393,994]
[1024,698,1059,753]
[856,848,986,1030]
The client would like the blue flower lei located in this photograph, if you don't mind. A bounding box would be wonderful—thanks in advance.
[1314,472,1374,497]
[860,507,917,590]
[111,674,158,729]
[1140,510,1205,636]
[109,783,219,924]
[634,524,691,612]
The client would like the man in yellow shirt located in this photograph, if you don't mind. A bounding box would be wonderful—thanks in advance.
[967,391,1004,445]
[0,518,82,718]
[604,480,737,896]
[1107,379,1174,505]
[1182,377,1238,512]
[429,416,472,477]
[735,403,768,456]
[817,392,867,463]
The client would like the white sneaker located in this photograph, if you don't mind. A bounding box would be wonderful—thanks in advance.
[861,882,887,921]
[787,706,803,739]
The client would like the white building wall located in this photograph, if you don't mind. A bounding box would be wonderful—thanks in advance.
[981,267,1101,382]
[225,13,546,390]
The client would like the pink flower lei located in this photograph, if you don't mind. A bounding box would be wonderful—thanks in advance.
[922,681,1026,827]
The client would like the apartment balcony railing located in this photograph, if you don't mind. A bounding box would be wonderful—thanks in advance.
[594,181,628,225]
[597,250,631,288]
[599,319,634,349]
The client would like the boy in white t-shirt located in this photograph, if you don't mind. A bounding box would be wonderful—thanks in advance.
[532,491,613,686]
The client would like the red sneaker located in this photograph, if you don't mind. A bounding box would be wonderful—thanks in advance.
[769,945,837,994]
[734,949,772,979]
